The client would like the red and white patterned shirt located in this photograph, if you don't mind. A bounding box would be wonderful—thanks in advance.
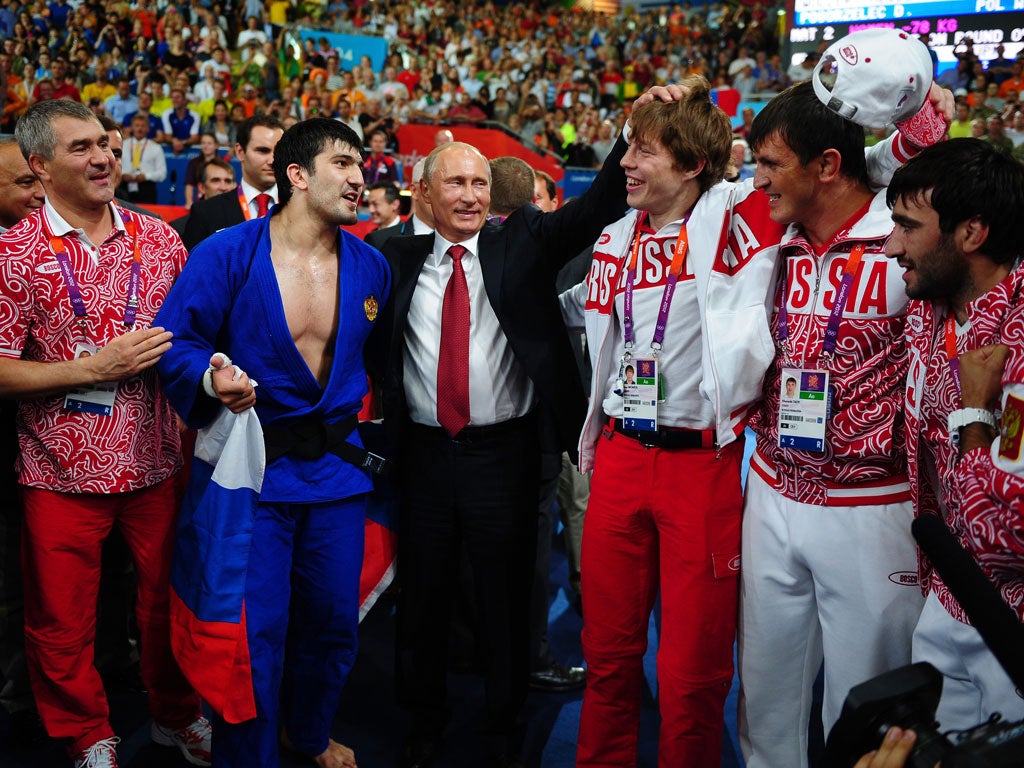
[904,263,1024,623]
[749,192,912,507]
[0,201,185,494]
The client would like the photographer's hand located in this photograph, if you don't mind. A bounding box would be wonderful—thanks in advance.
[854,727,919,768]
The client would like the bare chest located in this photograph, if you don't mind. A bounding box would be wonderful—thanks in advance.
[272,255,340,383]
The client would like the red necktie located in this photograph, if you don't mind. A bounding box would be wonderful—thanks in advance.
[255,193,272,217]
[437,244,470,437]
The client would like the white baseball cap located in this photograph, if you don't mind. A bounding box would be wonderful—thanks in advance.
[811,28,934,127]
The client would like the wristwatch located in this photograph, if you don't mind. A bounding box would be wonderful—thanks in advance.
[947,407,998,445]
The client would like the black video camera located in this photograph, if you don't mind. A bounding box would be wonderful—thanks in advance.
[824,662,1024,767]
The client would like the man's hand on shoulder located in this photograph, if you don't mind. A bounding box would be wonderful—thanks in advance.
[85,327,173,382]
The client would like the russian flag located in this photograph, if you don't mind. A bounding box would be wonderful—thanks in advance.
[169,407,265,723]
[169,408,398,722]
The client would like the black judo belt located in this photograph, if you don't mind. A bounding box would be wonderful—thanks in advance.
[262,415,388,476]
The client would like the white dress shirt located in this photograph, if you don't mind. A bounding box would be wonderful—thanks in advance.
[122,137,167,183]
[403,233,535,427]
[239,178,279,218]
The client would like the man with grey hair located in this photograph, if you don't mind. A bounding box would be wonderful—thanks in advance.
[0,100,209,768]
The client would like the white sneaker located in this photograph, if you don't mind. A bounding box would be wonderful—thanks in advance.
[73,736,120,768]
[151,716,212,766]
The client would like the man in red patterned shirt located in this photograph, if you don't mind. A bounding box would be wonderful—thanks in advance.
[739,83,928,768]
[886,138,1024,729]
[0,100,209,768]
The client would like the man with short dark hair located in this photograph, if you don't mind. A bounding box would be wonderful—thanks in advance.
[183,114,285,250]
[99,115,162,218]
[161,87,202,155]
[170,158,235,237]
[360,128,398,186]
[156,117,388,768]
[122,91,166,142]
[739,81,932,768]
[365,180,400,231]
[885,138,1024,730]
[104,78,137,125]
[532,171,557,212]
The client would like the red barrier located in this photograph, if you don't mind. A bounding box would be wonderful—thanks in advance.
[147,204,189,221]
[393,124,563,185]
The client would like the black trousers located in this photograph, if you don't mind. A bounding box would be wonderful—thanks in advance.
[395,414,539,757]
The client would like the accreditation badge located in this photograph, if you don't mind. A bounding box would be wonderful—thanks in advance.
[64,342,118,417]
[622,357,658,432]
[778,367,828,453]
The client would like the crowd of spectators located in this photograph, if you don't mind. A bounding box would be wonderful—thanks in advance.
[933,40,1024,163]
[0,0,786,172]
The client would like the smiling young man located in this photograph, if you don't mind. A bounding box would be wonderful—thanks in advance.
[155,118,389,768]
[0,99,208,768]
[562,80,750,768]
[886,138,1024,730]
[558,72,824,768]
[556,75,952,768]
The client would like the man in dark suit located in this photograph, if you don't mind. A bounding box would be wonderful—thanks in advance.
[366,160,434,250]
[363,180,406,249]
[375,123,632,767]
[170,158,236,238]
[182,114,284,250]
[365,214,415,250]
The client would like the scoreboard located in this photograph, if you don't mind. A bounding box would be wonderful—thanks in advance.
[787,0,1024,73]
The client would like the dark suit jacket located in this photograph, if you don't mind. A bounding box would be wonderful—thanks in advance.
[182,189,246,251]
[375,136,629,463]
[169,214,189,238]
[364,217,415,251]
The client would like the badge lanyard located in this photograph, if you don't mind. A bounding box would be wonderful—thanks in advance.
[621,213,690,360]
[130,138,146,170]
[237,189,255,221]
[778,244,866,368]
[45,209,143,344]
[944,315,963,404]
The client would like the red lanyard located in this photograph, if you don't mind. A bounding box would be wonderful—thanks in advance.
[944,314,962,403]
[237,189,254,221]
